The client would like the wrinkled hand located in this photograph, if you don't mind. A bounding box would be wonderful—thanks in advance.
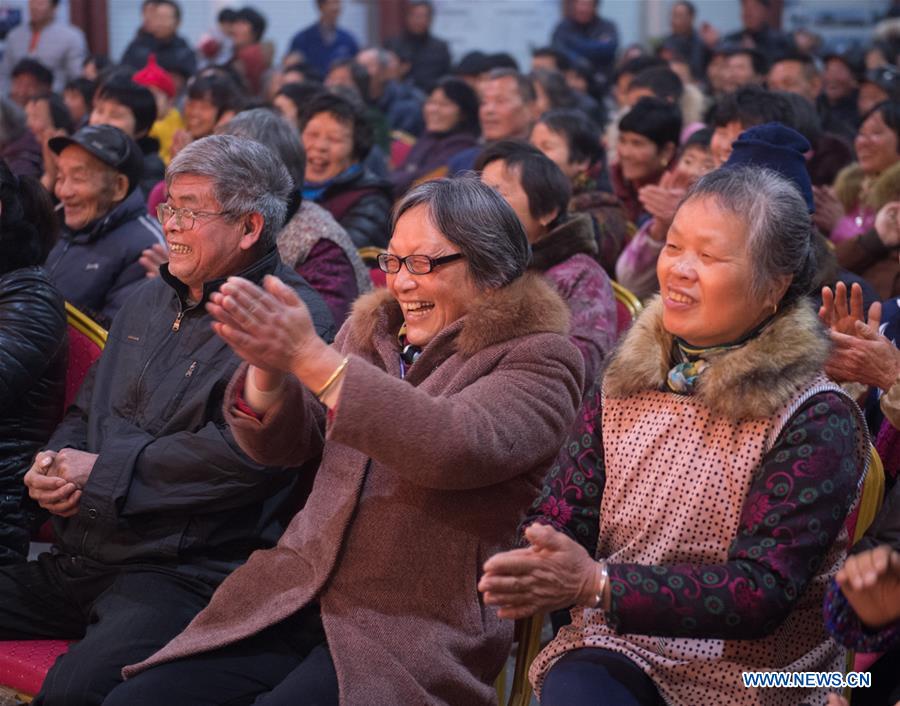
[208,275,322,376]
[819,281,881,336]
[812,186,844,235]
[826,325,900,390]
[638,184,685,225]
[478,523,602,620]
[875,201,900,248]
[836,545,900,629]
[24,451,81,517]
[139,243,169,278]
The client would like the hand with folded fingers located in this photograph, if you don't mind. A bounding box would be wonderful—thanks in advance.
[835,545,900,630]
[139,243,169,278]
[24,451,82,517]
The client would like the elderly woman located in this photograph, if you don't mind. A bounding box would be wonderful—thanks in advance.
[107,177,583,705]
[479,165,869,706]
[477,139,616,390]
[300,91,393,249]
[220,109,371,326]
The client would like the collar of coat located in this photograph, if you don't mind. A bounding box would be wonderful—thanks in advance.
[603,295,831,420]
[529,213,598,272]
[344,272,571,359]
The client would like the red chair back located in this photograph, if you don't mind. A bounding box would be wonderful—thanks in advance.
[64,303,107,410]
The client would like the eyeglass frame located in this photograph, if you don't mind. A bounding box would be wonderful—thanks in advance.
[376,252,465,275]
[156,203,237,230]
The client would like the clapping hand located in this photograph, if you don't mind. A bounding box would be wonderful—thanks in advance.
[479,523,603,621]
[139,243,169,279]
[875,200,900,248]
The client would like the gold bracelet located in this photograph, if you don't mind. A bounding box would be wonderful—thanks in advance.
[315,356,350,400]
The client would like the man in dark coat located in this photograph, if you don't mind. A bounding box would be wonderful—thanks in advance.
[44,124,164,328]
[384,0,451,93]
[120,0,197,84]
[0,135,334,706]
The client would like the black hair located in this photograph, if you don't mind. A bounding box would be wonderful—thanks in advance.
[474,139,571,223]
[725,46,768,77]
[861,100,900,143]
[770,51,821,77]
[276,82,326,126]
[0,159,58,272]
[153,0,182,22]
[186,72,245,119]
[235,6,266,41]
[408,0,434,13]
[485,53,519,72]
[628,66,684,102]
[299,91,374,162]
[217,7,238,23]
[683,126,712,149]
[326,58,370,101]
[709,85,794,129]
[454,51,490,77]
[64,77,96,112]
[432,76,480,135]
[619,96,682,150]
[11,58,52,87]
[532,47,571,72]
[674,0,696,16]
[537,108,604,166]
[27,92,73,134]
[530,69,577,111]
[613,56,666,84]
[778,91,822,142]
[96,76,158,136]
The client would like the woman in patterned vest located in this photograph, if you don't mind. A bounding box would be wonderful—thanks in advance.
[480,164,871,706]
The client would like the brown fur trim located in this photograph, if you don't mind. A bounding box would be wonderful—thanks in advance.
[869,161,900,211]
[604,296,831,420]
[529,213,598,272]
[834,163,864,212]
[833,162,900,213]
[343,272,571,359]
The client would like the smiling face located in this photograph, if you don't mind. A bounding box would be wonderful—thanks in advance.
[301,110,355,183]
[423,87,462,133]
[90,98,137,137]
[183,95,219,138]
[657,196,780,347]
[387,205,480,347]
[855,109,900,176]
[162,174,259,302]
[618,130,666,183]
[480,160,548,243]
[54,145,127,231]
[530,121,587,180]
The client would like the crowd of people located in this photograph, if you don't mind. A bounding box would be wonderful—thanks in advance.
[1,0,900,703]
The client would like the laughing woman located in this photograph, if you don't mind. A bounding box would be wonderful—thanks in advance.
[480,166,870,706]
[300,91,393,249]
[108,177,583,706]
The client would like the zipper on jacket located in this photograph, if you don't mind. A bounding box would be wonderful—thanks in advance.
[172,310,185,331]
[129,301,190,423]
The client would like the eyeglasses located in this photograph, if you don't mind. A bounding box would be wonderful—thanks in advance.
[156,203,234,230]
[376,252,464,275]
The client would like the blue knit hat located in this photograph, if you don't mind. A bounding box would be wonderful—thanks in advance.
[723,122,814,213]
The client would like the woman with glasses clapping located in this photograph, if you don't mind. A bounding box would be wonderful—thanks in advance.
[114,176,584,706]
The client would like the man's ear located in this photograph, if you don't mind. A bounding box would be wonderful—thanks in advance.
[112,173,129,202]
[239,212,265,250]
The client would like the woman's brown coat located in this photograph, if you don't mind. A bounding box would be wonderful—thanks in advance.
[125,273,584,705]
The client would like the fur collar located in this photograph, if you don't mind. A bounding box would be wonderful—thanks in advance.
[344,272,571,358]
[834,161,900,212]
[603,296,830,420]
[529,213,599,272]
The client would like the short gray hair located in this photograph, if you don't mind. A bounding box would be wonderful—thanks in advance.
[218,109,305,188]
[166,134,292,249]
[682,166,816,304]
[392,176,530,289]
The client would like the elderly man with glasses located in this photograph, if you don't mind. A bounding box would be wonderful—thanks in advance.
[0,134,334,706]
